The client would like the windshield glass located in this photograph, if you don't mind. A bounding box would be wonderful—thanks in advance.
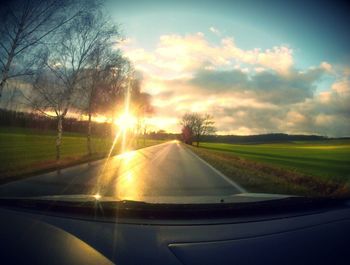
[0,0,349,204]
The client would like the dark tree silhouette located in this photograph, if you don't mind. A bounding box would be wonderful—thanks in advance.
[180,112,216,146]
[30,5,113,160]
[0,0,96,99]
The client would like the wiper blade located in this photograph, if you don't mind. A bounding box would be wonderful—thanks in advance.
[0,195,348,221]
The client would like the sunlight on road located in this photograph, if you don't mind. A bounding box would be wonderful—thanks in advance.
[92,142,176,201]
[117,150,137,161]
[94,147,146,201]
[111,150,144,201]
[94,77,142,199]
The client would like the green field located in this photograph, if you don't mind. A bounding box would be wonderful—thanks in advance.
[199,141,350,180]
[1,126,349,196]
[190,140,350,196]
[0,127,163,182]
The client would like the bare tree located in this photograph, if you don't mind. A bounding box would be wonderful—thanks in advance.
[180,113,197,145]
[130,77,154,143]
[180,112,216,146]
[82,46,128,156]
[0,80,23,110]
[102,58,132,137]
[181,125,193,145]
[31,72,73,160]
[0,0,93,100]
[30,8,112,160]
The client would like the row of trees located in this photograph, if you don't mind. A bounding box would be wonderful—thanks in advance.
[180,114,329,145]
[0,108,112,136]
[180,113,216,146]
[0,0,153,160]
[0,0,83,98]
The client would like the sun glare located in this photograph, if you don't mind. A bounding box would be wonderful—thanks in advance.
[115,112,137,131]
[93,193,101,200]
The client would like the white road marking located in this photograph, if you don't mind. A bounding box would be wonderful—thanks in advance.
[185,145,247,193]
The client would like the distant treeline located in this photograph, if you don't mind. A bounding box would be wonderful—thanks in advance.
[201,134,329,143]
[148,131,180,140]
[0,108,110,136]
[0,108,180,140]
[1,108,344,143]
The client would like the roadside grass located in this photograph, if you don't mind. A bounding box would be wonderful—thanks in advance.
[189,140,350,197]
[0,127,163,183]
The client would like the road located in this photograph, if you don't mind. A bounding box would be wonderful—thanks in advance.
[0,141,245,202]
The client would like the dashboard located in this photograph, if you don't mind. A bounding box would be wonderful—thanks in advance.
[1,200,350,265]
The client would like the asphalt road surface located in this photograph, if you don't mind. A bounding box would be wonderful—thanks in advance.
[0,141,245,202]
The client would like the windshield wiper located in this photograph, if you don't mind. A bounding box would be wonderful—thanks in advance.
[0,196,348,220]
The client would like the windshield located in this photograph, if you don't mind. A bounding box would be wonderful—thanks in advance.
[0,0,349,205]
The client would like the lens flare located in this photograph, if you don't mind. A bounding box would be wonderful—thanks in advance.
[94,76,136,197]
[93,193,101,200]
[115,112,137,131]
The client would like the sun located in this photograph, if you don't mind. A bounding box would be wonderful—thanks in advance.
[115,112,137,131]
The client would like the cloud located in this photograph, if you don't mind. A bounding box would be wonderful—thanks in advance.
[251,67,325,104]
[215,106,285,134]
[190,69,248,91]
[320,61,332,72]
[308,76,350,117]
[145,65,350,136]
[121,32,294,77]
[209,26,221,36]
[119,32,348,136]
[189,67,325,104]
[220,37,293,74]
[271,73,350,136]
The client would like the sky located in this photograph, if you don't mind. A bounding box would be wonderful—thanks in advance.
[105,0,350,136]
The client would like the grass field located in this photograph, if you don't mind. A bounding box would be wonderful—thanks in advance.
[1,126,349,196]
[0,127,163,182]
[190,140,350,196]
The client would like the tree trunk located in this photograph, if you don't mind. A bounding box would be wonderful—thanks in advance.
[87,112,92,156]
[0,51,14,99]
[0,77,7,99]
[56,116,63,160]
